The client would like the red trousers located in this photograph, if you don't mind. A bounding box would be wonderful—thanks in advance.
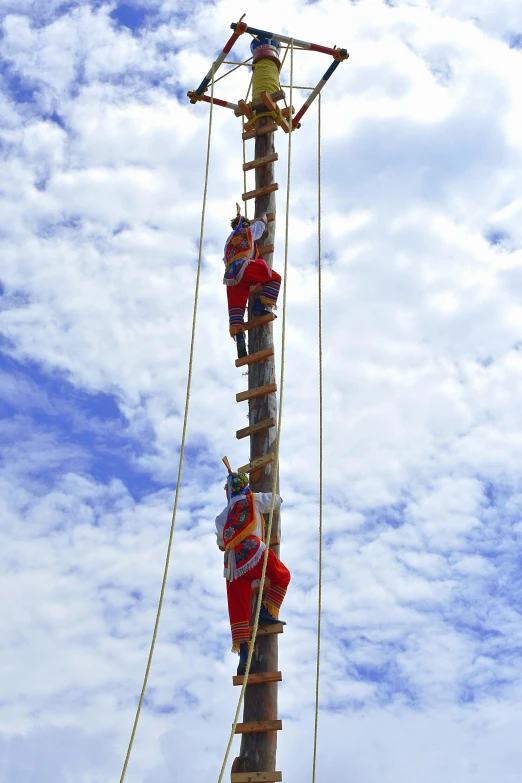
[226,548,291,650]
[227,260,282,334]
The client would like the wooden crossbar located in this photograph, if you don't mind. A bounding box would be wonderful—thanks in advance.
[232,671,282,686]
[257,244,274,256]
[238,453,275,474]
[234,720,282,735]
[238,99,254,121]
[231,773,282,783]
[234,89,286,117]
[236,384,277,403]
[243,313,275,331]
[236,416,276,440]
[260,90,278,113]
[251,89,285,112]
[252,623,285,637]
[243,183,279,202]
[242,123,279,141]
[243,153,279,171]
[235,347,274,368]
[270,534,280,546]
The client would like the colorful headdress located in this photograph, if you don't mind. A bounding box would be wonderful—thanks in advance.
[232,202,250,230]
[225,471,249,500]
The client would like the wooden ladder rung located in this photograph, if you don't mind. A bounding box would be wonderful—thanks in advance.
[231,774,282,783]
[234,89,285,117]
[238,99,254,121]
[243,153,279,172]
[238,453,275,474]
[234,719,282,735]
[243,313,275,331]
[242,123,279,141]
[236,384,277,403]
[243,183,279,202]
[236,416,276,440]
[235,347,274,368]
[252,623,285,637]
[260,90,278,113]
[232,671,282,686]
[257,244,274,256]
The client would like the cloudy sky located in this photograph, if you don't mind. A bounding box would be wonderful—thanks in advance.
[2,0,522,780]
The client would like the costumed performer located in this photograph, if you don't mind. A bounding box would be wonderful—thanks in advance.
[215,468,290,675]
[223,204,282,359]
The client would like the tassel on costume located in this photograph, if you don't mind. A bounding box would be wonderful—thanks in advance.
[232,639,251,655]
[260,296,277,309]
[262,599,280,619]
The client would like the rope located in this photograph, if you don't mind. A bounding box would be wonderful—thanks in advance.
[216,37,295,783]
[311,93,323,783]
[215,56,253,85]
[242,70,254,220]
[252,58,281,102]
[117,66,216,783]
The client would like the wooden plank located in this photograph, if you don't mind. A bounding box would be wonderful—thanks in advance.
[250,89,285,111]
[242,123,279,141]
[260,90,278,113]
[232,671,282,687]
[236,416,276,440]
[238,453,275,474]
[252,623,284,637]
[234,720,282,735]
[234,90,285,117]
[281,106,295,118]
[243,183,279,202]
[236,385,277,403]
[243,153,279,172]
[243,313,275,331]
[269,534,280,546]
[257,244,274,256]
[231,773,282,783]
[238,99,254,121]
[235,348,274,369]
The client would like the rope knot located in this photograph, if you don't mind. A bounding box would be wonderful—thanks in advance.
[187,90,206,102]
[234,15,247,35]
[333,47,349,62]
[244,106,283,129]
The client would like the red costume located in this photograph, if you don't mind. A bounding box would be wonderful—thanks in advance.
[223,216,281,336]
[216,482,290,651]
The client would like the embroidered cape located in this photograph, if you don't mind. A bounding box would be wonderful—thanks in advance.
[223,225,259,287]
[222,490,264,581]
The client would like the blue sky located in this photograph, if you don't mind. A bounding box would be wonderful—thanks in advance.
[2,0,522,781]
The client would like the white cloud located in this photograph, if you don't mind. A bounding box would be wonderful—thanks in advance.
[2,0,522,780]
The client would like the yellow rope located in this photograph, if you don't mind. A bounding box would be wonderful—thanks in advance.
[252,58,280,101]
[216,37,295,783]
[311,92,323,783]
[117,66,216,783]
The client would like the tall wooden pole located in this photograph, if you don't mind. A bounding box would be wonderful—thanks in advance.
[237,115,280,773]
